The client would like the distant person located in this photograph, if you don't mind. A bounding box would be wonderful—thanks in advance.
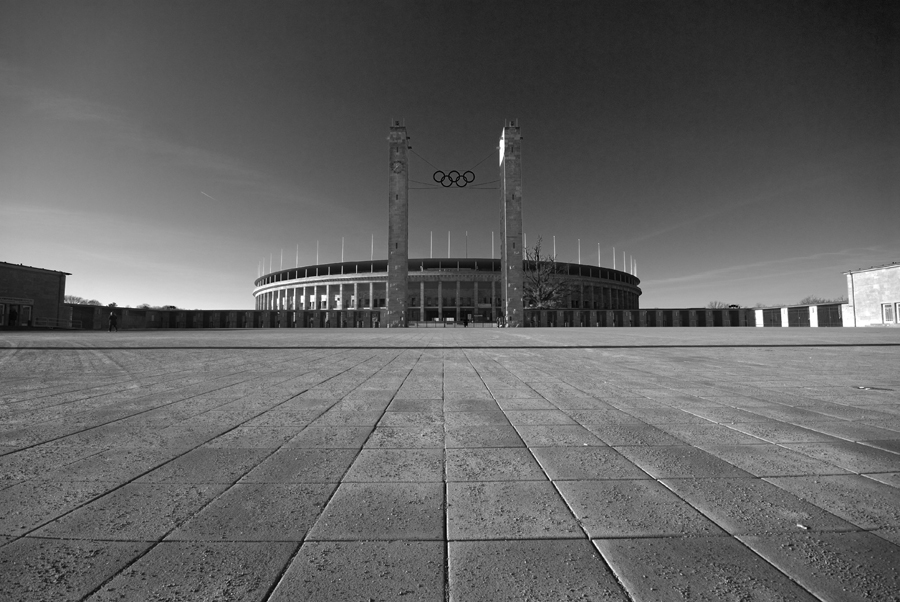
[463,317,469,328]
[108,312,118,332]
[8,308,18,327]
[325,317,331,328]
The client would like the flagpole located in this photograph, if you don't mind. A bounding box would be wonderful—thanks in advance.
[341,237,344,263]
[578,239,581,264]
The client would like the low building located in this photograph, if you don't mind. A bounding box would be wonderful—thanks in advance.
[0,261,70,328]
[844,263,900,327]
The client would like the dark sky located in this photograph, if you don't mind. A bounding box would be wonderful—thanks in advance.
[1,0,897,308]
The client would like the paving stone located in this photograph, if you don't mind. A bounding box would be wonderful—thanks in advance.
[306,482,443,540]
[504,410,577,426]
[621,407,711,424]
[861,472,900,488]
[86,541,295,601]
[766,475,900,530]
[446,448,546,481]
[781,441,900,473]
[739,531,900,602]
[313,409,384,426]
[443,398,499,411]
[377,411,443,427]
[700,444,852,477]
[444,425,524,448]
[515,425,605,447]
[562,408,641,424]
[0,537,151,602]
[364,425,444,448]
[33,482,229,541]
[284,426,372,448]
[444,411,510,426]
[585,423,688,446]
[0,444,105,487]
[0,480,116,536]
[861,439,900,453]
[385,398,443,412]
[531,447,649,480]
[661,477,858,535]
[614,445,753,478]
[270,541,445,602]
[448,539,627,602]
[344,448,444,482]
[241,409,324,426]
[447,481,582,539]
[137,447,271,483]
[656,423,766,446]
[495,398,558,410]
[39,447,176,482]
[557,479,721,538]
[204,425,304,448]
[682,406,771,423]
[728,421,841,443]
[595,536,819,601]
[167,483,334,541]
[239,447,357,483]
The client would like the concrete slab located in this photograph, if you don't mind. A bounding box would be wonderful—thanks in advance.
[87,541,295,601]
[514,424,606,447]
[363,424,444,448]
[33,483,229,541]
[700,444,852,477]
[661,477,858,535]
[766,474,900,530]
[270,541,445,602]
[445,448,546,481]
[0,538,151,602]
[557,479,722,537]
[446,481,582,539]
[448,539,627,602]
[504,409,577,426]
[167,483,334,541]
[306,482,443,540]
[283,425,372,448]
[343,448,443,482]
[740,531,900,602]
[595,536,819,601]
[781,441,900,473]
[585,423,689,446]
[0,479,116,536]
[531,447,649,480]
[136,447,270,483]
[614,445,753,478]
[443,424,524,448]
[239,447,357,483]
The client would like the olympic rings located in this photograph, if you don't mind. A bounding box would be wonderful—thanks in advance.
[432,170,475,187]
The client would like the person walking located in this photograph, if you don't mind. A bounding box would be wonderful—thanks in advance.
[108,312,118,332]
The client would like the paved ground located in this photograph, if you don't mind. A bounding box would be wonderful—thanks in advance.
[1,328,898,601]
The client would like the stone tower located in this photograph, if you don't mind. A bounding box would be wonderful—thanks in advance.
[386,120,409,327]
[499,120,524,327]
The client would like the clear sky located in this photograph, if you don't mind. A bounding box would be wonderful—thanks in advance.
[1,1,897,309]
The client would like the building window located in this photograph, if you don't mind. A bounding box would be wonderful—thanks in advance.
[884,304,896,323]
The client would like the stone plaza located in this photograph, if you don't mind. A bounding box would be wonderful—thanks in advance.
[1,328,899,601]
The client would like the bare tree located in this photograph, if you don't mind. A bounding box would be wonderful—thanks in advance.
[798,295,847,305]
[523,237,574,309]
[706,301,732,309]
[64,295,101,305]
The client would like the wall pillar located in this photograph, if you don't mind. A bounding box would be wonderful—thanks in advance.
[499,120,524,326]
[387,121,409,327]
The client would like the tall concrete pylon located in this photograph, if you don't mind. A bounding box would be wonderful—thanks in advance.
[500,120,524,327]
[386,120,409,327]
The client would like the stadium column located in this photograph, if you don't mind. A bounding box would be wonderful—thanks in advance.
[500,120,524,327]
[387,120,409,327]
